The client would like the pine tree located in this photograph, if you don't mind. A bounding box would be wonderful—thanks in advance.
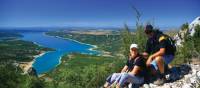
[120,24,134,59]
[134,24,147,52]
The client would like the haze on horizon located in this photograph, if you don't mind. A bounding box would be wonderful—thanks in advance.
[0,0,199,28]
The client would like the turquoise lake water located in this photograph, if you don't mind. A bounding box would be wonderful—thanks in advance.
[21,32,99,74]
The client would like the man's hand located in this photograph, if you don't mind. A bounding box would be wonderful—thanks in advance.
[148,55,154,61]
[146,48,165,67]
[142,52,149,59]
[146,55,154,67]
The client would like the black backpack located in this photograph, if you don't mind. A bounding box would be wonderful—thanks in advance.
[155,30,176,54]
[163,34,177,53]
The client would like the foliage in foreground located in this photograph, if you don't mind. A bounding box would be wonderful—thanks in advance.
[120,24,147,59]
[45,53,124,88]
[0,63,45,88]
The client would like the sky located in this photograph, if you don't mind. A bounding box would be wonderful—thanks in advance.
[0,0,199,28]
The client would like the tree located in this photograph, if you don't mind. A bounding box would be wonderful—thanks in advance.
[130,3,147,52]
[120,3,147,58]
[174,24,200,64]
[134,24,147,52]
[120,24,134,59]
[181,23,189,31]
[192,25,200,57]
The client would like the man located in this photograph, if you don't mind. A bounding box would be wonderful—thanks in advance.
[104,44,146,88]
[143,24,176,85]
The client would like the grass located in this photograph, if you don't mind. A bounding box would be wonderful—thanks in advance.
[49,53,123,74]
[44,53,124,88]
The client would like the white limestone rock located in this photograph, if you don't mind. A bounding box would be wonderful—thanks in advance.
[142,64,200,88]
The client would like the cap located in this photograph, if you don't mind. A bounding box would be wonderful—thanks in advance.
[130,44,138,49]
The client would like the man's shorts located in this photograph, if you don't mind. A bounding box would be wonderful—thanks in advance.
[151,55,174,70]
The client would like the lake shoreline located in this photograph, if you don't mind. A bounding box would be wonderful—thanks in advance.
[44,32,114,57]
[19,51,46,74]
[43,32,99,52]
[20,32,101,75]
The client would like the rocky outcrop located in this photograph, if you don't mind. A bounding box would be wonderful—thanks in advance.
[174,16,200,46]
[189,17,200,36]
[27,67,37,77]
[142,64,200,88]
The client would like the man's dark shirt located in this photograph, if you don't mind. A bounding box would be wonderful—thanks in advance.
[145,32,175,55]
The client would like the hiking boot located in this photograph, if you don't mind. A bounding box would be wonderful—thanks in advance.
[153,78,165,85]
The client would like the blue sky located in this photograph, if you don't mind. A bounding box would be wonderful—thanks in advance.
[0,0,199,28]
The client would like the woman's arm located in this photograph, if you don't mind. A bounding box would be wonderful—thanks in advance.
[121,65,128,73]
[129,66,140,75]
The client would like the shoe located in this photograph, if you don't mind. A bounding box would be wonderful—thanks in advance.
[153,78,165,85]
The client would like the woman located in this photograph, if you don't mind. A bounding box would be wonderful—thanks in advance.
[104,44,146,88]
[115,44,146,88]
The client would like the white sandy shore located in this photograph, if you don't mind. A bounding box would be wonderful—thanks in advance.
[19,51,46,74]
[57,56,63,67]
[43,32,98,52]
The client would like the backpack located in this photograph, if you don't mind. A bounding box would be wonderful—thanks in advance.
[162,34,177,53]
[154,30,176,53]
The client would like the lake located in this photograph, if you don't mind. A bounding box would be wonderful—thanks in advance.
[21,32,99,74]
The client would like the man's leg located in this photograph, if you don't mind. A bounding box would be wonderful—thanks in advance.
[149,56,165,77]
[152,56,166,85]
[162,55,180,81]
[150,55,175,85]
[155,56,164,74]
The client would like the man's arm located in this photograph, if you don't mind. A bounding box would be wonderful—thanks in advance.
[146,48,165,66]
[151,48,165,59]
[121,65,128,73]
[149,38,167,61]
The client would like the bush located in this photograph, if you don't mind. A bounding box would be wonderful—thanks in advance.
[172,24,200,65]
[0,63,45,88]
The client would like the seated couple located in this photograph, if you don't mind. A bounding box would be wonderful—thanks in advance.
[103,43,174,88]
[103,25,176,88]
